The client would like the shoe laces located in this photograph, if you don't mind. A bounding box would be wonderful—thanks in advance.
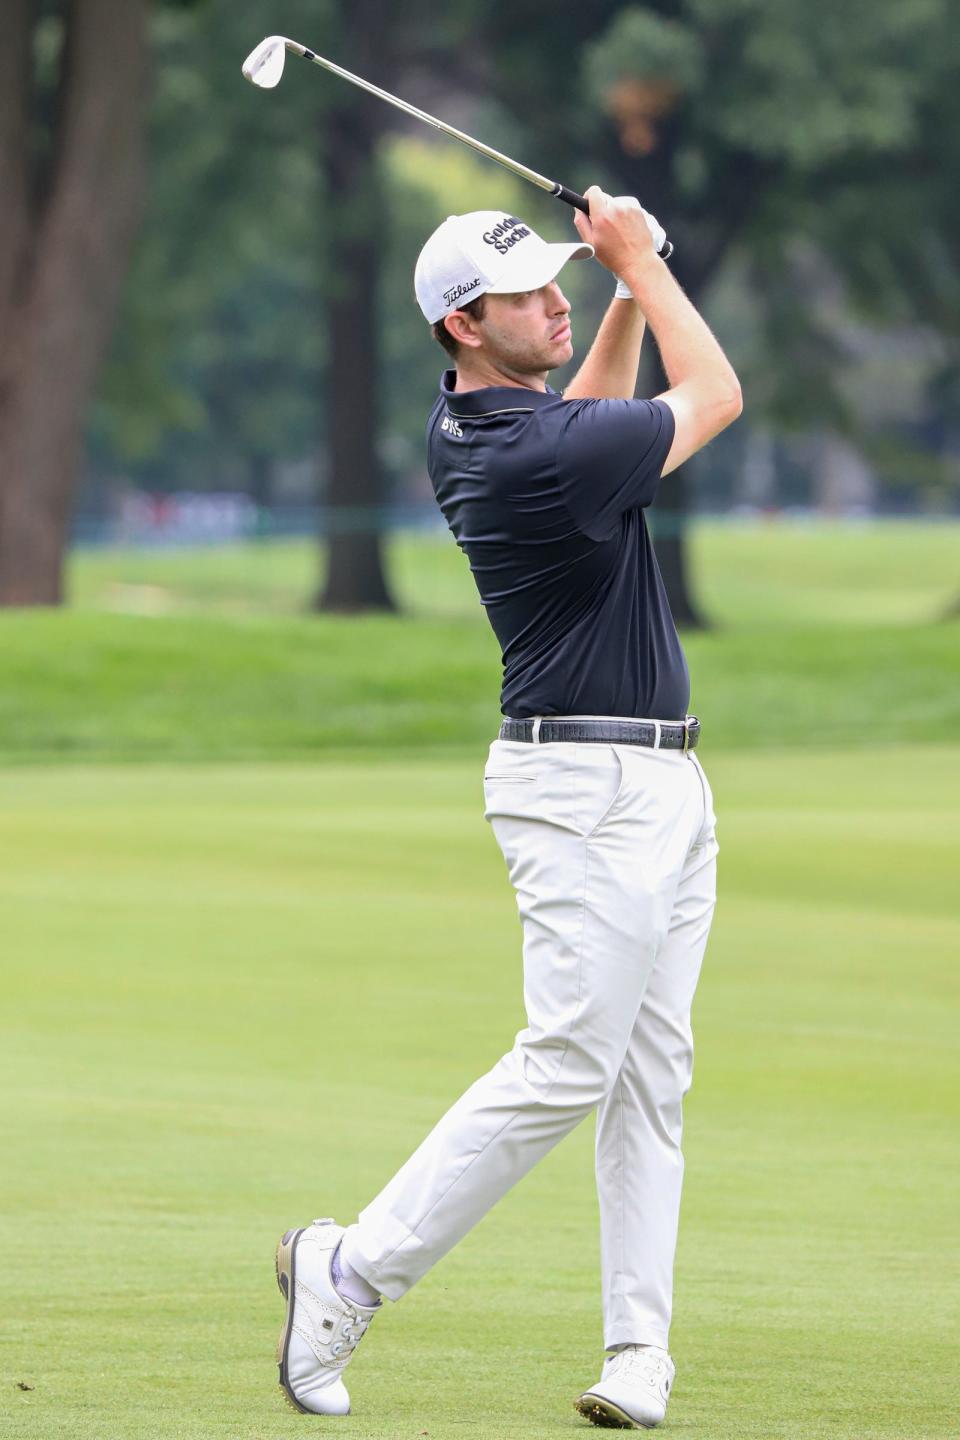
[329,1309,372,1358]
[608,1346,670,1387]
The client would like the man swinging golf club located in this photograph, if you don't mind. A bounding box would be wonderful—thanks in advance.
[275,188,741,1429]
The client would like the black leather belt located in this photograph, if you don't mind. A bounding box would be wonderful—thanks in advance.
[499,716,700,751]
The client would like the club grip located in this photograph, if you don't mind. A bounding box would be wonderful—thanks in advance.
[552,182,674,260]
[553,183,591,215]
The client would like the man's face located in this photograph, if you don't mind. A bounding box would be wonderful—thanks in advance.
[469,281,573,375]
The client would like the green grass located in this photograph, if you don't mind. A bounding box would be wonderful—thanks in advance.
[67,521,960,627]
[1,609,957,763]
[1,521,957,763]
[2,523,958,1435]
[1,750,958,1439]
[688,518,959,628]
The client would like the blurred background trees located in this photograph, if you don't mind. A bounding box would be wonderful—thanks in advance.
[0,0,153,604]
[0,0,956,612]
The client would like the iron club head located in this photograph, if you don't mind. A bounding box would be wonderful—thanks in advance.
[241,36,291,89]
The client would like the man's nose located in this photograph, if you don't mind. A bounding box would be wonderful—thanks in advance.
[545,281,570,314]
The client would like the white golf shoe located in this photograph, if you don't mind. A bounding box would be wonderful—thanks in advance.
[275,1218,380,1415]
[574,1345,675,1429]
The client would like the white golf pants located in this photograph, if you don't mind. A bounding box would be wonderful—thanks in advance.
[342,733,718,1349]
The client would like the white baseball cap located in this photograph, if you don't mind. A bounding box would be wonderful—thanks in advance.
[414,210,594,324]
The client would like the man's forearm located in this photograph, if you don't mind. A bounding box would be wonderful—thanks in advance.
[564,297,646,401]
[620,254,739,402]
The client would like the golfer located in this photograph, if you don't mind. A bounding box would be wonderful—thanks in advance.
[275,187,742,1429]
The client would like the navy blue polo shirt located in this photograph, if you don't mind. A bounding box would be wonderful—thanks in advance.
[426,369,689,721]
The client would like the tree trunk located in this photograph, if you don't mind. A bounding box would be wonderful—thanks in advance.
[249,451,274,541]
[315,11,395,614]
[0,0,150,606]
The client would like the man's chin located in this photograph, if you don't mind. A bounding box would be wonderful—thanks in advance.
[545,338,574,370]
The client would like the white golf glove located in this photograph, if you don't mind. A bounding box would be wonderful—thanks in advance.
[613,197,666,297]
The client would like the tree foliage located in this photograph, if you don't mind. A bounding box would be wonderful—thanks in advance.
[7,0,954,613]
[92,0,330,490]
[582,0,956,413]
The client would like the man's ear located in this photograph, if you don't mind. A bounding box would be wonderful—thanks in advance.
[444,309,484,350]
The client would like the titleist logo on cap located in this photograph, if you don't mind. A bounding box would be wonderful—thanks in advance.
[482,216,531,255]
[442,277,482,307]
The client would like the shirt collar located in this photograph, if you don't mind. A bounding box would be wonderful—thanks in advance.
[440,369,559,416]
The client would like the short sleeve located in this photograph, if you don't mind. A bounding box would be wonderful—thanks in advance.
[554,397,675,540]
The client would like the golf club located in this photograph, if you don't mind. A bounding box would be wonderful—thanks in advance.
[241,35,674,260]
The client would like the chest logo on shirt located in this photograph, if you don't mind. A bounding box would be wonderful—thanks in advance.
[483,216,531,255]
[441,415,464,438]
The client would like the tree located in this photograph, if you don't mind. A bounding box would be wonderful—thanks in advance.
[313,1,394,611]
[313,0,486,612]
[0,0,155,604]
[91,1,329,506]
[84,0,492,613]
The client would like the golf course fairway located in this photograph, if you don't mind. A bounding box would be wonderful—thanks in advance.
[2,747,957,1439]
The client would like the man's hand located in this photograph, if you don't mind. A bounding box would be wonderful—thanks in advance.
[573,187,664,278]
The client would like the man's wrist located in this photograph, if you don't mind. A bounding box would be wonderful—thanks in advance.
[619,253,664,294]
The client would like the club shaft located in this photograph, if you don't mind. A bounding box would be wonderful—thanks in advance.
[292,42,560,196]
[283,40,673,258]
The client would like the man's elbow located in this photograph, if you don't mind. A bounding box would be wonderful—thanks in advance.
[657,373,743,474]
[720,375,743,425]
[698,372,743,435]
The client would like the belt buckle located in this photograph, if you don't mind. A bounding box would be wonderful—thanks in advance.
[682,717,692,753]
